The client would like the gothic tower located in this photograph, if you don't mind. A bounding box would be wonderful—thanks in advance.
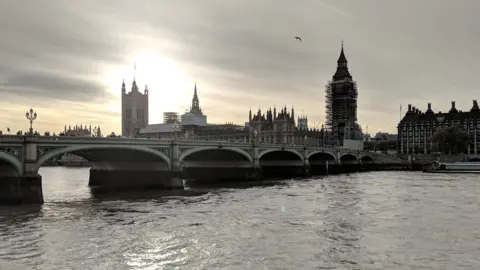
[190,82,203,115]
[325,43,361,145]
[121,77,149,137]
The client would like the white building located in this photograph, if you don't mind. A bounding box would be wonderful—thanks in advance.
[139,83,211,139]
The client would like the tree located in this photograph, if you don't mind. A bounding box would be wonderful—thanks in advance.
[431,125,470,154]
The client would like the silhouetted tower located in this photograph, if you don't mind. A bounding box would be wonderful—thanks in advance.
[121,71,149,137]
[325,42,360,145]
[190,82,203,115]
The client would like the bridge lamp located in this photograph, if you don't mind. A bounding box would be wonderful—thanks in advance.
[304,135,308,146]
[184,132,188,140]
[26,108,37,136]
[253,129,258,142]
[172,123,179,140]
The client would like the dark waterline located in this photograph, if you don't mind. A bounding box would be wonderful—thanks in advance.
[0,167,479,269]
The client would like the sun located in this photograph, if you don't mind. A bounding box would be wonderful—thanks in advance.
[104,51,194,125]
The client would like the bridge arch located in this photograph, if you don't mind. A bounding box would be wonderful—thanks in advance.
[360,155,374,163]
[179,147,253,164]
[0,151,22,175]
[258,149,304,161]
[340,153,358,162]
[36,145,171,169]
[307,151,337,162]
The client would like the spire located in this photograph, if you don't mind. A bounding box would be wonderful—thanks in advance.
[333,41,352,80]
[194,82,198,98]
[121,79,126,94]
[338,40,347,63]
[190,82,202,114]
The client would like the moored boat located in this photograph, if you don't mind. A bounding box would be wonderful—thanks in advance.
[423,161,480,173]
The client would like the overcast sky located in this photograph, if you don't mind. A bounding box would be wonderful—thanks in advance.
[0,0,478,135]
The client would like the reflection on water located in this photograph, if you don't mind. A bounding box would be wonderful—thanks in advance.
[0,167,479,269]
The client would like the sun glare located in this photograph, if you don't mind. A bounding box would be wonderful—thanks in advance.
[104,51,194,125]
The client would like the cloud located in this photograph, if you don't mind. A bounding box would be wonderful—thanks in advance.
[0,0,478,135]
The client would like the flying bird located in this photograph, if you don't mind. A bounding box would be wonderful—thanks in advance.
[295,36,302,42]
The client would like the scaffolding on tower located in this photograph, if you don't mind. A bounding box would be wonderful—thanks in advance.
[325,79,360,144]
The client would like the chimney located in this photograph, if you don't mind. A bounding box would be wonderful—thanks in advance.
[427,103,431,110]
[474,100,478,106]
[408,104,412,112]
[451,101,456,109]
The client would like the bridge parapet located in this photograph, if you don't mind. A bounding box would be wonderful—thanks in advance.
[0,135,399,165]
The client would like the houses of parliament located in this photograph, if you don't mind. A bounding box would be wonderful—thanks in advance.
[121,44,363,148]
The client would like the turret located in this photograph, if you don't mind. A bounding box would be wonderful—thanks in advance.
[144,85,149,95]
[131,80,138,92]
[121,79,126,94]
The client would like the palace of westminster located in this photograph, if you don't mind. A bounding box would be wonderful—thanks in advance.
[120,44,480,153]
[121,44,363,148]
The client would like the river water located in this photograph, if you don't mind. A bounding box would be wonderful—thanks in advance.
[0,168,479,269]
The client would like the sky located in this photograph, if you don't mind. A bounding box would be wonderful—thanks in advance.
[0,0,478,135]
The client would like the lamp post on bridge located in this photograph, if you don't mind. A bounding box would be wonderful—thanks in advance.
[253,129,258,144]
[173,123,179,140]
[304,134,308,147]
[25,108,37,136]
[184,132,188,140]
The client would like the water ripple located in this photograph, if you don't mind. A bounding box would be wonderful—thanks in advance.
[0,168,479,269]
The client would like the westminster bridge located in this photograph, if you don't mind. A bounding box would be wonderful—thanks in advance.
[0,135,405,204]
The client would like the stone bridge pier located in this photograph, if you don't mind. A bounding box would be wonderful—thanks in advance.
[0,138,43,204]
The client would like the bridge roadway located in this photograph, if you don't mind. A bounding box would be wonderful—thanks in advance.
[0,135,405,204]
